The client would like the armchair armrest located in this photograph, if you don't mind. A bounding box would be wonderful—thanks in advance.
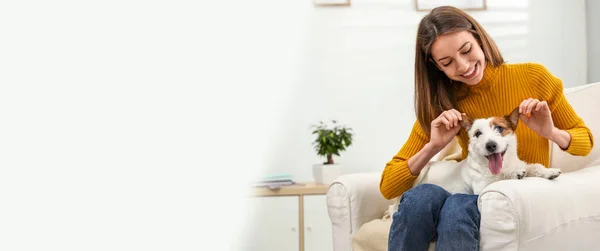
[326,172,393,251]
[478,165,600,251]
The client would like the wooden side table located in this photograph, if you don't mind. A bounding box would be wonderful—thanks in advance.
[253,183,330,251]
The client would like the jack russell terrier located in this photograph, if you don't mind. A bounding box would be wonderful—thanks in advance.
[390,107,561,213]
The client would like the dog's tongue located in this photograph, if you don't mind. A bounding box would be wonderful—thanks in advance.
[488,153,503,174]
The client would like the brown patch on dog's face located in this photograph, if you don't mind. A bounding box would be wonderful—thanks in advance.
[490,117,513,136]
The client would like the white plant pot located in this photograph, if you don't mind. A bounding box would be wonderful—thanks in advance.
[312,163,342,185]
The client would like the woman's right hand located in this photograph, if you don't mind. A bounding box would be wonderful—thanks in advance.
[429,109,463,151]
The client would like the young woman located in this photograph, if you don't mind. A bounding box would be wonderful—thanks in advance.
[381,6,594,251]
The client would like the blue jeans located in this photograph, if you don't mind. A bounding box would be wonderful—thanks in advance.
[388,184,480,251]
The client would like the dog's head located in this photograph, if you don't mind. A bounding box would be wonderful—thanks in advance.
[460,107,520,175]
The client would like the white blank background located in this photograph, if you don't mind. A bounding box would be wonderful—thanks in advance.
[0,1,273,250]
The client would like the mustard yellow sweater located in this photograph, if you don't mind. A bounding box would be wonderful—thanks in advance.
[380,62,594,200]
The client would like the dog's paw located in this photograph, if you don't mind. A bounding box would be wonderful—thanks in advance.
[502,168,527,180]
[533,167,561,180]
[525,163,560,179]
[546,169,561,180]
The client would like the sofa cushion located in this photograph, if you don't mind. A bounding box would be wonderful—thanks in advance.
[549,82,600,172]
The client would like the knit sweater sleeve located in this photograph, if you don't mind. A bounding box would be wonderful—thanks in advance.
[379,120,427,199]
[528,63,594,156]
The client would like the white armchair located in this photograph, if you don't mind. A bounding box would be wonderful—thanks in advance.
[326,82,600,251]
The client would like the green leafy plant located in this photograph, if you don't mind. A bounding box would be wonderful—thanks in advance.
[311,120,354,165]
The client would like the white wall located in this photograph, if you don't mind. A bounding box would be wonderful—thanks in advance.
[529,0,588,87]
[588,0,600,83]
[257,0,589,182]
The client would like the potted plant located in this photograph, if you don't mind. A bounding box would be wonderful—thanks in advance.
[311,120,353,184]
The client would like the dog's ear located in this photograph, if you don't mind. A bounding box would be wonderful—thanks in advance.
[504,107,520,131]
[460,113,473,131]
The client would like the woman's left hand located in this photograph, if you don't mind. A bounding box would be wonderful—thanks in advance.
[519,98,555,139]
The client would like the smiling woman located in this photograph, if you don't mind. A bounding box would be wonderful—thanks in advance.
[431,33,485,86]
[413,6,504,134]
[381,5,593,251]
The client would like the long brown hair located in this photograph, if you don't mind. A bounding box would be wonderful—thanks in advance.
[414,6,504,133]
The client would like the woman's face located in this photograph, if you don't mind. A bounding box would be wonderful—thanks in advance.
[430,30,486,86]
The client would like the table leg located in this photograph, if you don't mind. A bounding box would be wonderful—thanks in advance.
[299,194,304,251]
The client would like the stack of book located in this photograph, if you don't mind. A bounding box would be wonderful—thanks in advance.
[254,174,295,189]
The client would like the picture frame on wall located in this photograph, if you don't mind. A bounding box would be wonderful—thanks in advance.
[313,0,351,7]
[415,0,486,11]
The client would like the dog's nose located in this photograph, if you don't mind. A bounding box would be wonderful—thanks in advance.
[486,141,497,152]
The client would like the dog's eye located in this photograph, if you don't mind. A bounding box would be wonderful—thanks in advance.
[496,126,504,133]
[474,131,482,138]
